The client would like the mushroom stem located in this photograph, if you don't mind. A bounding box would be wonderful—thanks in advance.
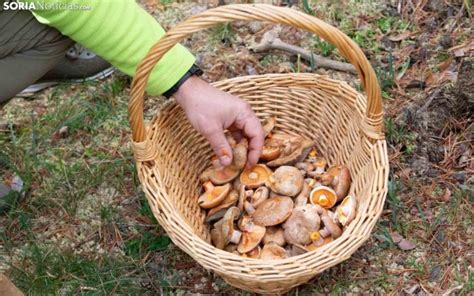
[229,230,242,244]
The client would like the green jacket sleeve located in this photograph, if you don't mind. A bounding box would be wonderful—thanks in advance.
[24,0,195,96]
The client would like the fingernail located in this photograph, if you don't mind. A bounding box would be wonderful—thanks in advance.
[220,156,231,166]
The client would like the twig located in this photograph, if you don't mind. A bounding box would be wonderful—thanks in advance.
[252,31,357,74]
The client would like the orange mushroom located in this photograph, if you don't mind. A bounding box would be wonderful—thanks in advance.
[260,242,288,260]
[336,195,358,226]
[240,164,272,189]
[310,186,338,209]
[253,196,294,227]
[198,181,231,209]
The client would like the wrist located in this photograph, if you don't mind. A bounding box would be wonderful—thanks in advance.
[174,75,205,107]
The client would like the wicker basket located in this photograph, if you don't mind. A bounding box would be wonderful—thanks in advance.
[128,4,388,294]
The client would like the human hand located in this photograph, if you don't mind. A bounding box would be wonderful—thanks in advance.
[174,76,264,168]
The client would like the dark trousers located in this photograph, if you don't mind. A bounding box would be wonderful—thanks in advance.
[0,6,74,103]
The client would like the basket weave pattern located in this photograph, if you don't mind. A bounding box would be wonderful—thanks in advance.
[128,5,389,294]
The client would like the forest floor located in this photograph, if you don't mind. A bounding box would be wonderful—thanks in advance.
[0,0,472,295]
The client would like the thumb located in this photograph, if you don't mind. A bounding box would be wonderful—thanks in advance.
[204,128,233,167]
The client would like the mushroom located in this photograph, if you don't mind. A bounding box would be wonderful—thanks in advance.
[260,146,281,162]
[221,207,243,245]
[199,140,248,185]
[260,242,288,260]
[336,195,358,226]
[282,205,321,245]
[262,117,277,137]
[224,244,238,253]
[307,157,327,177]
[294,182,311,207]
[243,200,256,215]
[240,164,272,189]
[198,181,231,209]
[241,246,261,259]
[237,184,253,211]
[262,226,286,247]
[319,215,342,239]
[237,223,266,254]
[211,228,226,250]
[295,162,315,173]
[238,215,254,232]
[265,166,304,197]
[266,137,314,167]
[205,189,239,223]
[304,178,318,188]
[253,196,294,226]
[251,186,269,208]
[310,231,334,247]
[309,186,338,209]
[322,165,351,201]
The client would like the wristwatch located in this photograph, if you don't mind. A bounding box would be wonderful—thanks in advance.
[162,64,203,99]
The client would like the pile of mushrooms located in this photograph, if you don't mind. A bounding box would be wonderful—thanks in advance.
[198,117,359,259]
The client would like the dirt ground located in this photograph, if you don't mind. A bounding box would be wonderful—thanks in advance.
[0,0,472,295]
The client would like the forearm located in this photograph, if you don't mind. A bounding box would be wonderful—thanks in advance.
[24,0,195,95]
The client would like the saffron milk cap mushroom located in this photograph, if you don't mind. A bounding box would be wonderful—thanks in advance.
[198,181,231,209]
[326,165,351,201]
[262,117,277,137]
[237,224,266,254]
[205,189,239,223]
[295,182,311,207]
[251,186,270,208]
[320,215,342,239]
[336,195,358,226]
[260,146,281,162]
[282,205,321,245]
[310,185,338,209]
[242,246,261,259]
[199,140,248,185]
[221,206,243,245]
[253,196,294,226]
[267,137,313,167]
[260,242,288,260]
[262,226,286,247]
[240,164,272,189]
[265,166,304,197]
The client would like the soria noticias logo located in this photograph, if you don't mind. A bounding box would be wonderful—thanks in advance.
[3,1,91,11]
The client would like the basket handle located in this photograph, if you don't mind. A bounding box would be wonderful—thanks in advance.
[129,4,384,143]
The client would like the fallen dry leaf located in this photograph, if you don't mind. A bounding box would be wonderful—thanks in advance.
[390,232,403,244]
[398,239,417,251]
[388,31,416,42]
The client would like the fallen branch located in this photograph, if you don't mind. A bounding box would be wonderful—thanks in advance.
[253,31,357,74]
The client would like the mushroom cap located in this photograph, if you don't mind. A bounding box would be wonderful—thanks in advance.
[336,195,357,226]
[251,186,270,208]
[242,246,261,259]
[222,207,242,244]
[311,233,334,248]
[198,182,231,209]
[237,224,266,253]
[253,196,294,226]
[294,182,311,207]
[282,205,321,245]
[205,190,239,223]
[310,186,338,209]
[260,146,281,162]
[260,242,288,260]
[211,228,225,249]
[321,215,342,239]
[326,165,351,201]
[224,244,238,253]
[243,201,256,215]
[199,141,248,185]
[240,164,272,189]
[265,166,304,197]
[267,137,314,167]
[262,226,286,247]
[238,215,254,232]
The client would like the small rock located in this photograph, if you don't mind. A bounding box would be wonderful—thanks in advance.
[247,21,263,34]
[58,126,69,138]
[453,171,467,182]
[439,35,452,48]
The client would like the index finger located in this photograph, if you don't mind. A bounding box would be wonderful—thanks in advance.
[241,113,264,167]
